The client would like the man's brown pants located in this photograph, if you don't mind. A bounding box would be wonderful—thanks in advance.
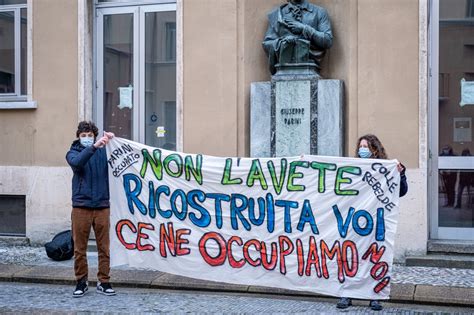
[72,207,110,283]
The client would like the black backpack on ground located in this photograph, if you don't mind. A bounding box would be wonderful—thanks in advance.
[45,230,74,261]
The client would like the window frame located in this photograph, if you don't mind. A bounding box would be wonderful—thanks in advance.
[0,3,26,100]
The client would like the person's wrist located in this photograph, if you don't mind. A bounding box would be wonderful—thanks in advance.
[302,25,311,38]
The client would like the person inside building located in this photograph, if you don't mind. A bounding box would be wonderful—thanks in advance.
[455,148,472,209]
[439,145,457,207]
[66,121,115,298]
[336,134,408,311]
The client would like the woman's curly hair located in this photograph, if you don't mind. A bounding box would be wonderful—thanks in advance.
[355,134,388,159]
[76,121,99,138]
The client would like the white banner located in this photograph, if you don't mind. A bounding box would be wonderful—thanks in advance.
[107,138,401,299]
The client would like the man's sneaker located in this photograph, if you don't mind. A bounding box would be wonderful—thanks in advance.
[96,281,116,296]
[72,279,88,298]
[336,297,352,309]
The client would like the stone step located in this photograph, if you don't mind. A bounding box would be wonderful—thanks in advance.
[428,239,474,255]
[0,236,30,246]
[405,254,474,269]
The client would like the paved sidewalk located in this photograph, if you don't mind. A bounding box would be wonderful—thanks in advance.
[0,245,473,306]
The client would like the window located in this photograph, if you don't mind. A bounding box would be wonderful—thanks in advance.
[165,22,176,61]
[468,0,474,17]
[0,0,27,99]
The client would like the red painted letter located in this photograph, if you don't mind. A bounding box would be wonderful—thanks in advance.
[176,229,191,256]
[199,232,227,266]
[228,236,245,268]
[116,219,137,250]
[279,236,294,275]
[136,222,155,251]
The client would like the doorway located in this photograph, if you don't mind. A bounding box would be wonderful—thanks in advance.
[430,0,474,241]
[95,1,177,150]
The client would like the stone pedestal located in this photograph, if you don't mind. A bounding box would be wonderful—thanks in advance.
[317,80,344,156]
[250,82,272,157]
[250,78,344,157]
[271,73,318,157]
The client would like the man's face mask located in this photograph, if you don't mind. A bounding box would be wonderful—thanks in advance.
[80,136,94,147]
[358,147,372,158]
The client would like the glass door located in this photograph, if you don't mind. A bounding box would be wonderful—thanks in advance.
[430,0,474,240]
[141,5,177,149]
[97,6,138,140]
[96,3,176,148]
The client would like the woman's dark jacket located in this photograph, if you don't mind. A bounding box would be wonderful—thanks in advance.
[66,140,109,209]
[399,167,408,197]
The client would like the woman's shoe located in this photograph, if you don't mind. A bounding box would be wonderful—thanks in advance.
[336,297,352,309]
[369,300,383,311]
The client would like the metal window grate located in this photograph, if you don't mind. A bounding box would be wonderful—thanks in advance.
[0,194,26,236]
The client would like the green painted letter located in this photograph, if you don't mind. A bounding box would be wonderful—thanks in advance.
[246,159,268,190]
[287,161,309,192]
[221,158,243,185]
[267,159,288,195]
[335,166,361,195]
[140,149,162,180]
[184,155,203,185]
[310,162,337,193]
[163,154,183,178]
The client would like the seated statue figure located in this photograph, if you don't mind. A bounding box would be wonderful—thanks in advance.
[262,0,333,76]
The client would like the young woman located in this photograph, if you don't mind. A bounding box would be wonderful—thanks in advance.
[336,134,408,311]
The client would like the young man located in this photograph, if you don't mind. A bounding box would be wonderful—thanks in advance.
[66,121,115,298]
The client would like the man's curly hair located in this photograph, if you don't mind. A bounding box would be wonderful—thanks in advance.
[76,121,99,138]
[355,134,388,159]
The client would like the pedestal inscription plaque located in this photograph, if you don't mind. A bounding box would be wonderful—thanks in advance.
[272,79,315,157]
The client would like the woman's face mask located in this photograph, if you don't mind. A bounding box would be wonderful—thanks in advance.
[358,147,372,158]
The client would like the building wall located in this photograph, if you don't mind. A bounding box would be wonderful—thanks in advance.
[0,0,427,259]
[357,0,420,168]
[182,0,426,258]
[356,0,427,258]
[182,0,420,167]
[0,0,78,242]
[0,0,78,166]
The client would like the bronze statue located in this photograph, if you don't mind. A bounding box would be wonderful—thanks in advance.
[263,0,333,76]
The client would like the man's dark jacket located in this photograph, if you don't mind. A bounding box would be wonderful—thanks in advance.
[66,140,109,209]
